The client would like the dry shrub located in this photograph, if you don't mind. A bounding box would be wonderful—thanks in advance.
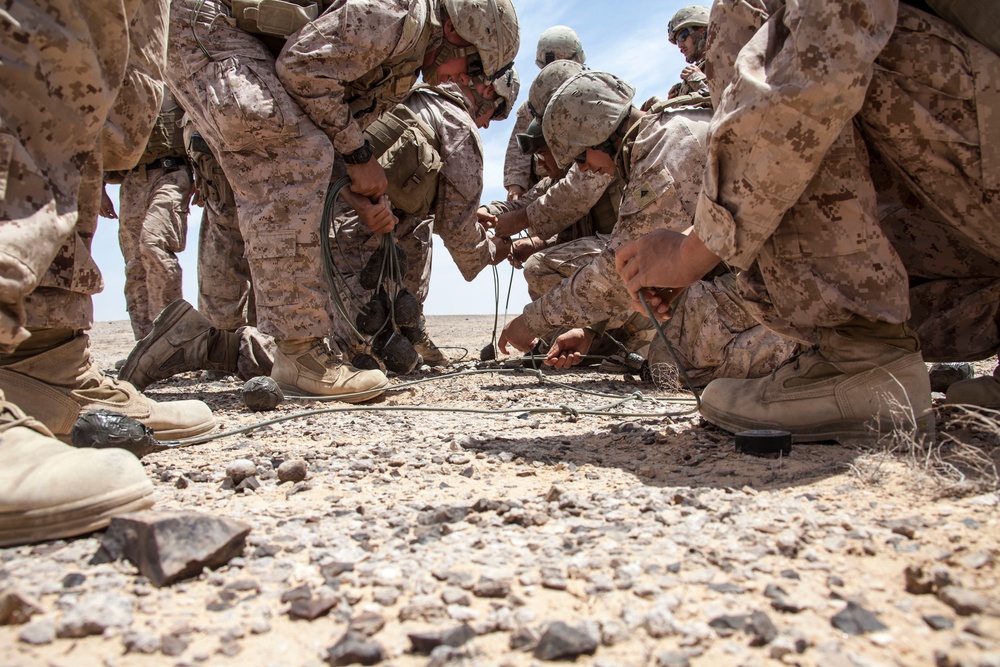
[851,397,999,497]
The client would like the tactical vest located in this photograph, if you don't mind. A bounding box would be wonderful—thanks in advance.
[557,176,623,244]
[138,96,186,166]
[363,84,468,217]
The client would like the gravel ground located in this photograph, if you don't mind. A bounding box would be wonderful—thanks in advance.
[1,316,998,667]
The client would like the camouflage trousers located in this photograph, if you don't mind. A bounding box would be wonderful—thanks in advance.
[166,0,339,341]
[0,0,147,352]
[119,165,191,339]
[522,235,607,301]
[705,1,1000,360]
[650,273,799,389]
[526,239,795,384]
[197,199,254,331]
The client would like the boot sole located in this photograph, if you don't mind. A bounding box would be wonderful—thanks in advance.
[119,300,194,390]
[0,481,154,548]
[275,379,389,404]
[699,402,936,445]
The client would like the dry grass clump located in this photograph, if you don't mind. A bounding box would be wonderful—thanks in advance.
[851,399,999,497]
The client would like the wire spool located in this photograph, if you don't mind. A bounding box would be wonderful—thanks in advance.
[71,410,159,458]
[735,429,792,457]
[242,376,284,411]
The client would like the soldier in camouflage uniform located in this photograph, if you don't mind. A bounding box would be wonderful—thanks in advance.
[330,75,518,368]
[498,71,797,387]
[0,0,219,547]
[120,73,518,384]
[666,5,710,101]
[117,89,192,340]
[182,117,255,331]
[617,0,1000,439]
[502,26,586,201]
[165,0,519,402]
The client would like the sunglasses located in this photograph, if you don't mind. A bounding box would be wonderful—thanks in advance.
[676,28,692,42]
[574,151,588,164]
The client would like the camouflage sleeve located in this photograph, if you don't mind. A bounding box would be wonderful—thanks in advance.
[276,1,415,155]
[693,0,898,270]
[101,0,169,170]
[502,102,534,190]
[525,166,613,241]
[486,178,550,216]
[423,95,490,282]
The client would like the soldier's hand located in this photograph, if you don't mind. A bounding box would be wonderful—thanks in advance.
[680,65,704,81]
[346,160,388,199]
[615,228,719,316]
[509,237,540,268]
[506,184,525,201]
[477,207,498,229]
[488,234,511,265]
[494,209,528,238]
[341,189,397,235]
[100,186,117,219]
[189,178,203,208]
[544,328,595,370]
[497,316,537,355]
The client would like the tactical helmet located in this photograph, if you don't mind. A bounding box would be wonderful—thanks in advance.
[542,70,636,169]
[490,65,519,120]
[527,60,585,120]
[515,118,545,155]
[535,25,586,69]
[441,0,520,78]
[667,5,709,43]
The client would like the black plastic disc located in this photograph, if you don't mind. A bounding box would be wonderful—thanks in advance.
[735,429,792,456]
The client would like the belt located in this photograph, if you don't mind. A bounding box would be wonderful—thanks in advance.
[139,156,188,172]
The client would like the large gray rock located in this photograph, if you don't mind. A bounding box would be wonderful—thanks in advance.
[93,511,251,587]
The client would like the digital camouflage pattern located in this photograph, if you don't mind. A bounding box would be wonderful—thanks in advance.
[0,0,166,349]
[181,119,253,331]
[118,165,191,340]
[118,91,191,339]
[502,102,535,192]
[166,0,446,341]
[697,0,1000,357]
[522,235,606,301]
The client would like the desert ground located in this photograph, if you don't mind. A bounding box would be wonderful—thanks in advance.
[1,315,998,667]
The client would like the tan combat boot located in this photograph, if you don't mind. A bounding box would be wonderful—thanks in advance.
[0,394,154,547]
[944,364,1000,409]
[271,338,389,402]
[0,334,216,441]
[699,321,934,443]
[119,299,241,390]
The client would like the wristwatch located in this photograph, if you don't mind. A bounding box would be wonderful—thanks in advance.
[343,140,374,165]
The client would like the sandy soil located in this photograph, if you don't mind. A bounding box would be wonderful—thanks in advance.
[1,316,998,667]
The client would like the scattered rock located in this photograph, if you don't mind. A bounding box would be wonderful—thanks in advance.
[288,592,338,621]
[277,459,308,483]
[123,630,161,654]
[161,632,190,657]
[93,511,251,587]
[61,572,86,588]
[18,618,55,645]
[0,590,41,625]
[923,615,954,631]
[56,592,133,638]
[830,602,887,636]
[226,458,257,484]
[326,630,386,666]
[408,623,475,655]
[746,611,778,646]
[533,621,599,661]
[473,576,510,598]
[937,586,990,616]
[349,612,386,637]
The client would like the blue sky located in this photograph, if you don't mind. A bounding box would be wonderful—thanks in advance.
[93,0,695,322]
